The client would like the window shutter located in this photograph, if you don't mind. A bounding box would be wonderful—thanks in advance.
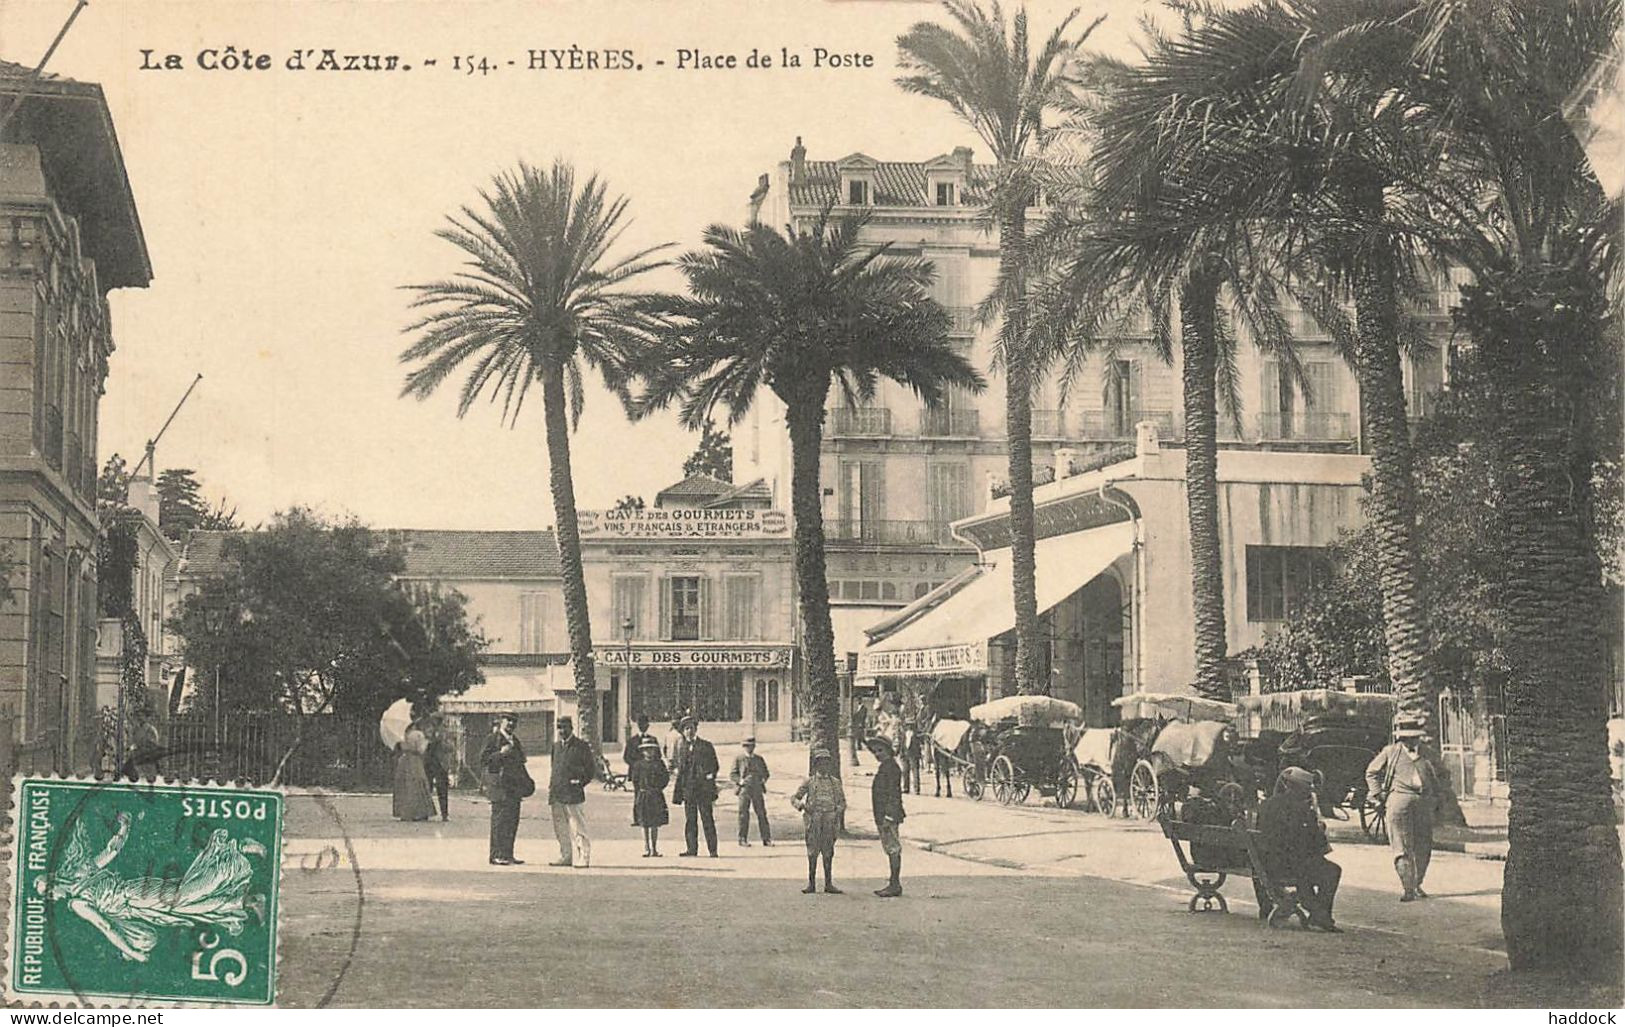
[1260,359,1281,414]
[699,576,713,640]
[658,576,672,641]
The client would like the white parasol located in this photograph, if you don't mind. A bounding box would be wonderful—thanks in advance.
[379,699,412,750]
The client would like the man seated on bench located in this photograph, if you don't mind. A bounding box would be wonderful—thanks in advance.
[1257,767,1343,933]
[1179,781,1273,917]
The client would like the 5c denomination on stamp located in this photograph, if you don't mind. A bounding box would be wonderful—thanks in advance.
[5,776,284,1006]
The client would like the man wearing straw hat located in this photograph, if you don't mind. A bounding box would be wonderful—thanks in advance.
[1366,717,1443,901]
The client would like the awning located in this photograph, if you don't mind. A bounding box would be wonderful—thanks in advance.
[857,521,1134,679]
[439,666,563,713]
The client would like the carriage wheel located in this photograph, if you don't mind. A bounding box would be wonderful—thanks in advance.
[963,763,984,801]
[990,755,1018,806]
[1054,760,1078,809]
[1360,795,1388,842]
[1094,776,1117,817]
[1129,760,1160,820]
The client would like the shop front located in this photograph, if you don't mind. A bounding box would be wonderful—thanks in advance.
[598,644,795,745]
[857,521,1137,725]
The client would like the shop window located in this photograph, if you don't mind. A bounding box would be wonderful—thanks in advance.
[1246,545,1333,622]
[668,575,703,641]
[630,669,744,723]
[724,575,760,640]
[755,677,780,722]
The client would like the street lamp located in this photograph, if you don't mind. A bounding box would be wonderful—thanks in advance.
[620,616,634,734]
[200,599,229,756]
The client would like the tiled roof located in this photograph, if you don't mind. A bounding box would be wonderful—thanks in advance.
[655,473,734,504]
[179,528,564,580]
[0,60,62,81]
[789,158,998,208]
[705,477,771,507]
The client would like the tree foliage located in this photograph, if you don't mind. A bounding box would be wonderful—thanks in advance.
[168,509,487,724]
[682,420,733,482]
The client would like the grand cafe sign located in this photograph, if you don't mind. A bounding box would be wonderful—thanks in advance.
[857,641,988,677]
[579,508,789,540]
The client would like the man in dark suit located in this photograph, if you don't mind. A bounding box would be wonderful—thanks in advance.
[549,716,597,868]
[673,716,720,857]
[1257,766,1343,932]
[478,712,528,865]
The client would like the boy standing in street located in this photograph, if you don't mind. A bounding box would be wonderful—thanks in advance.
[731,737,772,846]
[865,735,906,897]
[791,748,846,894]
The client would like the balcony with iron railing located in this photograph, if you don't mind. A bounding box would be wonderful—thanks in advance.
[824,519,959,546]
[829,407,893,437]
[1030,409,1067,438]
[1255,411,1355,441]
[1074,408,1179,440]
[920,408,980,437]
[41,404,62,471]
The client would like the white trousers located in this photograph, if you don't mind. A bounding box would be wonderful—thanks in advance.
[550,801,591,866]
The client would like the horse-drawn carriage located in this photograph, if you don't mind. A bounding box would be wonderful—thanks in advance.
[1235,689,1395,838]
[965,695,1083,808]
[1110,692,1246,820]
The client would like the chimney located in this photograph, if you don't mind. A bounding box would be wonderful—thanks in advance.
[790,136,807,187]
[953,145,974,177]
[747,172,769,223]
[1054,447,1077,480]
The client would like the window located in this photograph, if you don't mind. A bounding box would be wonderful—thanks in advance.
[602,675,620,743]
[935,181,956,206]
[612,575,647,639]
[1105,359,1136,434]
[668,575,703,641]
[914,582,932,599]
[838,460,884,534]
[519,591,552,652]
[630,669,744,723]
[755,677,781,722]
[929,462,971,529]
[724,575,760,640]
[1246,546,1334,622]
[847,179,870,205]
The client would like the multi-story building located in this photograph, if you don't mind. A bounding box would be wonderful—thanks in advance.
[0,62,151,773]
[94,473,179,717]
[736,138,1454,703]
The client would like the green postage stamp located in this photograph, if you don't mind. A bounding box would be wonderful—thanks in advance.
[5,777,283,1006]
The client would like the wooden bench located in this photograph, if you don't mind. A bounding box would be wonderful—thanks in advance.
[1157,812,1310,927]
[597,755,630,792]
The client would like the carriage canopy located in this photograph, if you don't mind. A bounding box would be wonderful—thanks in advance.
[969,695,1083,728]
[1110,691,1238,723]
[1149,720,1233,772]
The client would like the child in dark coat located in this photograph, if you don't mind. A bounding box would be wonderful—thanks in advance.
[630,738,670,857]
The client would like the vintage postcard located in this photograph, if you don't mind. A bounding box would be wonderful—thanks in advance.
[0,0,1619,1012]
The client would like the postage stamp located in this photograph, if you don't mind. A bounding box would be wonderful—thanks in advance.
[4,776,284,1007]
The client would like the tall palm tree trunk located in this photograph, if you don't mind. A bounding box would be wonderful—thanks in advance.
[541,361,601,758]
[786,401,840,762]
[1001,202,1042,697]
[1181,271,1227,700]
[1463,271,1622,978]
[1350,247,1464,824]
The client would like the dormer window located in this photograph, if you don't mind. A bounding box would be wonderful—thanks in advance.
[836,153,880,209]
[935,182,957,206]
[848,179,871,205]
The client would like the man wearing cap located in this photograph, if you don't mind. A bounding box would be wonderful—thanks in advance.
[1256,766,1342,931]
[673,717,721,857]
[864,735,907,897]
[624,714,658,771]
[1366,719,1443,901]
[548,716,597,868]
[478,712,530,865]
[731,737,773,847]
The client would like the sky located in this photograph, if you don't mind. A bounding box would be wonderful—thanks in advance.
[1,0,1145,530]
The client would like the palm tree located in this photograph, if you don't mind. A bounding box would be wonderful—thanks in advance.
[631,211,984,759]
[897,0,1103,695]
[399,159,667,757]
[1387,0,1623,976]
